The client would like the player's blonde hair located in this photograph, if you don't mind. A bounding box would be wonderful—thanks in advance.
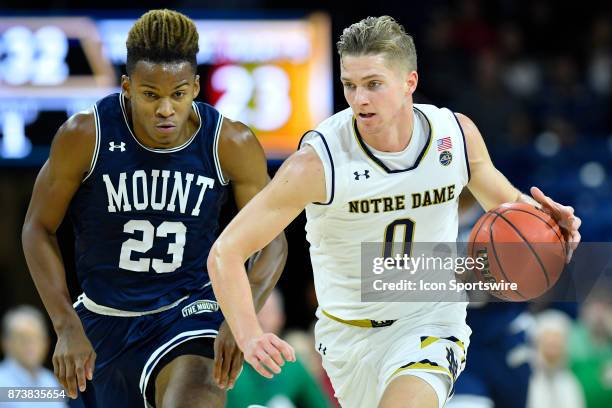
[337,16,417,72]
[126,9,199,74]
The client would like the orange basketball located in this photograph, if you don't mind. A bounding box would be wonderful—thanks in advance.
[468,202,566,301]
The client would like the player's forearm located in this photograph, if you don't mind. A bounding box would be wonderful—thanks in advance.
[207,241,264,349]
[21,222,80,332]
[247,233,288,312]
[468,166,522,211]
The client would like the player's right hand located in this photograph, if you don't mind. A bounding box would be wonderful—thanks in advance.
[53,320,96,399]
[242,333,296,378]
[530,186,582,263]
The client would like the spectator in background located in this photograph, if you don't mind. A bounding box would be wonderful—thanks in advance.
[586,17,612,97]
[451,50,526,149]
[451,0,497,55]
[226,290,333,408]
[586,17,612,133]
[418,7,467,105]
[536,55,607,141]
[498,22,542,100]
[0,305,67,408]
[527,310,585,408]
[522,0,560,56]
[569,290,612,407]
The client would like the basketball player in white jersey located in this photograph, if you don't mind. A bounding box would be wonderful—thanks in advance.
[207,16,581,408]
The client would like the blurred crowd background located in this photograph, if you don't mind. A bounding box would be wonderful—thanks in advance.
[1,0,611,407]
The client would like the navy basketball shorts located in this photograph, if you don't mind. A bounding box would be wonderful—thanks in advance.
[73,284,223,407]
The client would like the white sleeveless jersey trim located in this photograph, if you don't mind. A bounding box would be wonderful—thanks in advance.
[300,108,354,206]
[304,104,469,322]
[351,106,433,174]
[82,105,101,183]
[450,111,471,182]
[73,282,212,317]
[139,329,218,408]
[212,114,229,186]
[118,92,202,154]
[361,110,427,170]
[299,130,335,205]
[76,292,188,316]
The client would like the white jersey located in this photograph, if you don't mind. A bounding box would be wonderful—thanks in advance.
[301,104,470,325]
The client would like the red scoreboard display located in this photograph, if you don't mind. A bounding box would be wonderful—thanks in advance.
[0,13,333,164]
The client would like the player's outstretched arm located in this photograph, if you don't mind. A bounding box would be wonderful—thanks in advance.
[212,119,290,389]
[218,120,289,317]
[459,112,581,261]
[21,112,97,398]
[208,144,326,379]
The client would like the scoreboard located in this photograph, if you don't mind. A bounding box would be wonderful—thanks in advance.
[0,13,333,164]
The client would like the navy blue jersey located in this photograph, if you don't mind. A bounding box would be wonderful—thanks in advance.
[69,93,229,312]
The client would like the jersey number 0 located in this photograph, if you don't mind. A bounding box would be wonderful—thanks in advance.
[383,218,415,257]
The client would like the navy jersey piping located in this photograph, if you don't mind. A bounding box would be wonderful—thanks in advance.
[82,105,101,183]
[451,111,471,182]
[212,115,229,186]
[351,106,433,174]
[118,93,202,154]
[298,130,335,205]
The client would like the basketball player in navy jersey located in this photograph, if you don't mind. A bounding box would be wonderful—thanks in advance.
[21,9,292,407]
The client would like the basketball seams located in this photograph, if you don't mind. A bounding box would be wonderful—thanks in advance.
[489,213,527,300]
[492,211,551,290]
[498,208,562,240]
[498,208,565,255]
[470,211,526,300]
[468,211,494,259]
[470,204,565,301]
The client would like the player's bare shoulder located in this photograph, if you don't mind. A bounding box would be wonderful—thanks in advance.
[289,144,325,179]
[454,112,479,138]
[454,112,489,166]
[273,144,326,205]
[50,109,97,180]
[218,116,324,203]
[218,117,262,154]
[217,117,267,183]
[55,110,96,148]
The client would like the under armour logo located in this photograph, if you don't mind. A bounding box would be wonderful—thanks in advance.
[446,347,458,379]
[318,343,327,355]
[371,319,395,327]
[109,142,126,152]
[354,170,370,180]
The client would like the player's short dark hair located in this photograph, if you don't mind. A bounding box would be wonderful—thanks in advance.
[126,9,199,75]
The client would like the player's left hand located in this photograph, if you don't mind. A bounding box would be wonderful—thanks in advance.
[530,186,582,263]
[213,321,244,390]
